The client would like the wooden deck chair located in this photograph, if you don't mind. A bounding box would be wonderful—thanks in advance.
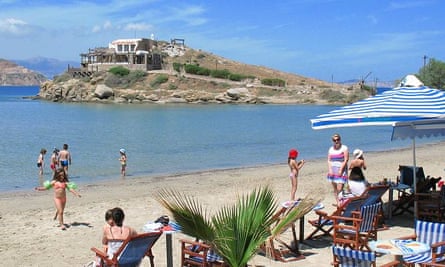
[180,239,225,267]
[331,203,381,251]
[392,165,426,216]
[424,263,445,267]
[91,231,162,267]
[307,196,366,240]
[360,184,389,227]
[332,245,400,267]
[261,200,315,262]
[416,186,445,223]
[398,220,445,266]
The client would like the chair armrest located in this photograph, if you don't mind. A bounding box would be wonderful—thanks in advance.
[91,247,107,258]
[180,239,211,250]
[91,247,113,266]
[431,240,445,249]
[329,215,362,223]
[315,210,328,217]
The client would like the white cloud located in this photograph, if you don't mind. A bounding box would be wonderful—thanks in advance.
[0,18,31,35]
[124,22,153,32]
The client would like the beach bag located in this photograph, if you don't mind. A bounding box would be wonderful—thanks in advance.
[154,215,169,226]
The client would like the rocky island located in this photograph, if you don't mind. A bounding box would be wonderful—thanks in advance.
[5,38,372,105]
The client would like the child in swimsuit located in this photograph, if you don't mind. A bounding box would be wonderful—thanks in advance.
[35,168,81,230]
[37,148,47,177]
[119,149,127,177]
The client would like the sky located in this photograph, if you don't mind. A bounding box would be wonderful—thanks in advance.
[0,0,444,83]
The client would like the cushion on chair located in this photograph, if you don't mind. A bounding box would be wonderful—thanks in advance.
[403,220,445,264]
[332,246,375,267]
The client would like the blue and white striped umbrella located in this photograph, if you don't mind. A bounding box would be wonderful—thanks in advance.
[310,76,445,130]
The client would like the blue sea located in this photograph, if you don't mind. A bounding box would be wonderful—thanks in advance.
[0,86,434,193]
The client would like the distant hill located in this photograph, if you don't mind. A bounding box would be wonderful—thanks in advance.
[0,59,48,86]
[12,57,78,79]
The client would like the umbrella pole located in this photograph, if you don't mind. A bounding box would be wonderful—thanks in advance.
[412,138,417,220]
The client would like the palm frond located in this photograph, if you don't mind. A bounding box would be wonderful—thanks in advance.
[211,186,277,267]
[154,188,215,242]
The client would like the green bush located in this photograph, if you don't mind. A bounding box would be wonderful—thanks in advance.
[210,69,231,79]
[196,68,211,76]
[172,62,182,72]
[168,83,178,90]
[128,70,146,81]
[104,74,129,88]
[150,74,169,87]
[228,73,246,81]
[184,64,201,74]
[261,78,286,87]
[108,66,130,76]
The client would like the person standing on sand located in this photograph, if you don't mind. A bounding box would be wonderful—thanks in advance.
[35,168,81,230]
[119,148,127,177]
[59,144,71,174]
[37,148,47,178]
[327,133,349,206]
[50,148,59,175]
[288,149,305,201]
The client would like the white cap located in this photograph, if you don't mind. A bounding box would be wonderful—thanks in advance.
[353,149,363,159]
[119,148,126,154]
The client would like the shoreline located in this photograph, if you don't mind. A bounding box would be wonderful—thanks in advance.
[2,140,440,195]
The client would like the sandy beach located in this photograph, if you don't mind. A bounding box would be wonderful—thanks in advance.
[1,142,444,267]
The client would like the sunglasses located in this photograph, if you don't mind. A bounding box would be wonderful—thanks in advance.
[332,138,340,142]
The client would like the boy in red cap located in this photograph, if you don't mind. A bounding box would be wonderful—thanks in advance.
[288,149,305,201]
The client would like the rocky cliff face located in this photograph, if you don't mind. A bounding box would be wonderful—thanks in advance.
[0,59,48,86]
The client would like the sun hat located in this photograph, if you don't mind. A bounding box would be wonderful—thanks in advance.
[353,149,363,159]
[288,149,298,159]
[119,148,126,154]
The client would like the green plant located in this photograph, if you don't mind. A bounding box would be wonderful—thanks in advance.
[210,69,231,79]
[155,186,319,267]
[150,74,169,87]
[104,74,129,88]
[172,62,182,72]
[261,78,286,87]
[128,70,146,81]
[228,73,244,81]
[184,64,201,74]
[108,66,130,76]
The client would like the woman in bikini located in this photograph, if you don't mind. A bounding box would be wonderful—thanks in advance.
[35,168,81,230]
[288,148,305,201]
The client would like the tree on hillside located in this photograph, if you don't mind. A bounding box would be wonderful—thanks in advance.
[418,58,445,89]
